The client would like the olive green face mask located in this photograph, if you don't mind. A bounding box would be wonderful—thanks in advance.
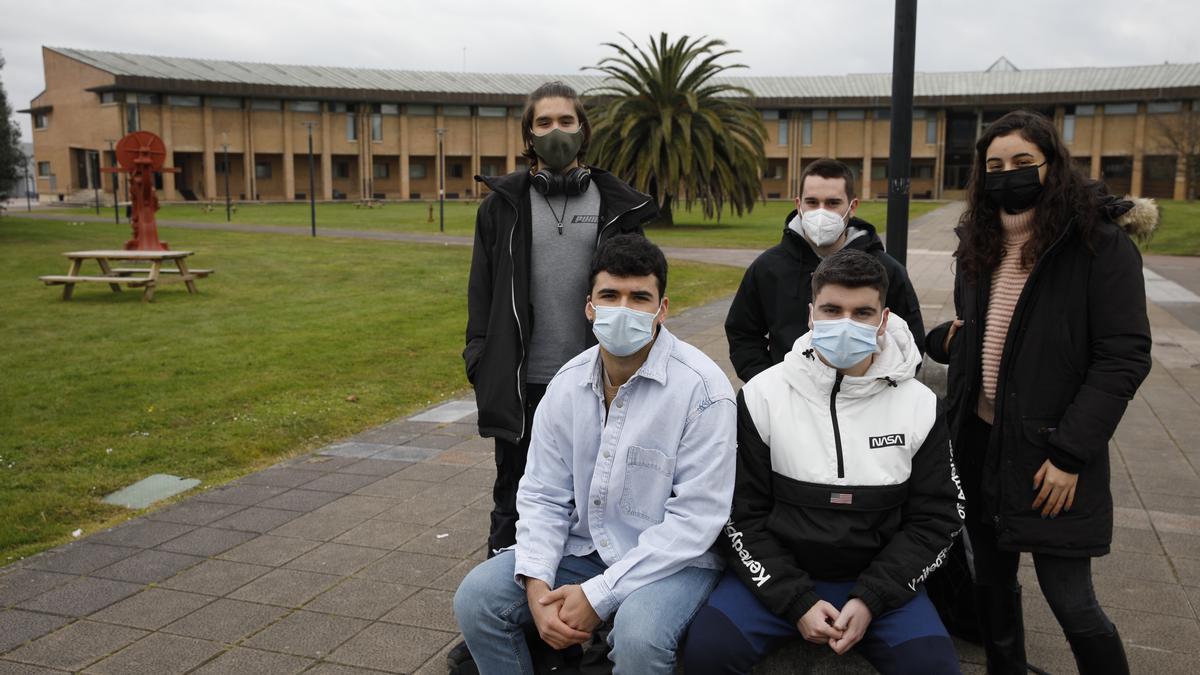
[531,128,583,171]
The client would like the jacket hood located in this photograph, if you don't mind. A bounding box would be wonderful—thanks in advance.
[476,167,653,220]
[781,313,922,400]
[1106,195,1160,242]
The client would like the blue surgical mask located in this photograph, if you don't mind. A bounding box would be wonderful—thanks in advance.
[811,316,882,369]
[590,302,661,357]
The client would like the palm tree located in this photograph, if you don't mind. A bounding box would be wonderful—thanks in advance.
[585,33,767,226]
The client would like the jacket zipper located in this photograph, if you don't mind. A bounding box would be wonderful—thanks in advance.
[507,207,526,442]
[596,199,651,245]
[830,373,846,478]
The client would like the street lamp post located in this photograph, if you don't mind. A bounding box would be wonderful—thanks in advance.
[436,128,446,233]
[106,139,119,224]
[24,156,32,212]
[302,121,317,237]
[221,141,232,222]
[92,153,101,215]
[885,0,918,267]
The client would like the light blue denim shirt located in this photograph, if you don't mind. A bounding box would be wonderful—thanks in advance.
[512,326,737,620]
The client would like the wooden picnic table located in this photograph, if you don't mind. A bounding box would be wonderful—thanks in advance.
[39,250,213,302]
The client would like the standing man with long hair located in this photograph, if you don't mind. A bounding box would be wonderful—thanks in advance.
[454,81,658,673]
[925,110,1155,675]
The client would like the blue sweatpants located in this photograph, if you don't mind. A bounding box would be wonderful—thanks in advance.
[682,571,960,675]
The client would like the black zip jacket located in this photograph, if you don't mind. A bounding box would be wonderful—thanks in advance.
[925,197,1153,556]
[464,168,657,442]
[725,212,925,383]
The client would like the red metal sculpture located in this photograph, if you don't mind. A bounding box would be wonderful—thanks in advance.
[103,131,178,251]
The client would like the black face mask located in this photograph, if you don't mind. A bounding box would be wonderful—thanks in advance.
[983,163,1045,214]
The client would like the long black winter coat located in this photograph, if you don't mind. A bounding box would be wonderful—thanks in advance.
[925,198,1153,556]
[464,169,657,443]
[725,214,925,383]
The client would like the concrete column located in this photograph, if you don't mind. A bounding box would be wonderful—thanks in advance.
[400,112,410,200]
[243,108,254,201]
[861,112,873,200]
[161,104,176,199]
[827,115,838,158]
[506,114,518,173]
[283,107,295,200]
[1131,103,1147,197]
[787,112,799,197]
[1090,108,1104,180]
[320,107,333,200]
[358,112,368,200]
[471,114,481,198]
[933,109,947,200]
[202,106,216,201]
[1174,154,1188,200]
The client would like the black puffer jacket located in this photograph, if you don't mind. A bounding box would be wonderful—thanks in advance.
[725,213,925,383]
[464,169,657,442]
[925,197,1155,556]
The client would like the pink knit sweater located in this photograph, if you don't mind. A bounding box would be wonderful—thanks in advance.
[977,209,1036,423]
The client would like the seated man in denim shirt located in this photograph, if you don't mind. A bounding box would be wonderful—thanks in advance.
[454,234,737,674]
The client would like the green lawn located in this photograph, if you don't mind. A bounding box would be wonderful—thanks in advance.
[44,199,946,250]
[1140,199,1200,256]
[0,217,744,563]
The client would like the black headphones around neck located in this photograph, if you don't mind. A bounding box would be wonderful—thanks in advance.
[531,166,592,196]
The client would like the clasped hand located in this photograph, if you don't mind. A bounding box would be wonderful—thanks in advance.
[524,579,601,650]
[797,598,872,656]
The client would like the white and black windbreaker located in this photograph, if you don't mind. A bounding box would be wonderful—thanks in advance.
[720,317,964,621]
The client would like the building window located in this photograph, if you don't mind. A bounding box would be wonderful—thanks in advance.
[410,163,427,179]
[914,163,934,179]
[126,104,140,132]
[450,163,464,178]
[802,114,813,146]
[926,116,938,144]
[334,161,351,179]
[330,103,349,113]
[250,99,282,111]
[33,112,49,129]
[373,162,390,179]
[478,106,507,118]
[1104,103,1137,116]
[134,94,159,105]
[100,92,117,104]
[912,108,927,119]
[347,114,358,141]
[1063,114,1076,143]
[371,114,383,141]
[37,161,51,177]
[1076,104,1096,116]
[875,108,891,121]
[209,97,242,109]
[443,105,471,117]
[167,95,201,107]
[481,163,500,176]
[761,110,780,120]
[812,109,828,121]
[871,163,887,180]
[215,159,229,174]
[835,109,865,121]
[408,104,435,116]
[778,116,788,146]
[290,100,321,113]
[255,161,272,179]
[380,103,400,115]
[1148,101,1182,114]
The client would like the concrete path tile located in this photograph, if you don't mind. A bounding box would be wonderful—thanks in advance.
[237,467,320,489]
[393,463,468,483]
[1159,531,1200,560]
[365,445,440,462]
[440,467,495,489]
[280,455,362,473]
[0,659,65,674]
[161,598,287,643]
[1173,556,1200,587]
[217,535,320,567]
[335,459,411,477]
[83,632,223,674]
[379,589,457,633]
[427,559,481,593]
[302,663,386,675]
[1093,549,1179,584]
[88,587,212,630]
[358,551,458,586]
[193,483,288,506]
[283,543,387,576]
[304,579,418,621]
[208,506,302,533]
[332,520,426,551]
[326,623,455,673]
[399,528,482,559]
[0,570,77,607]
[351,475,440,500]
[1106,606,1200,654]
[17,577,143,617]
[88,520,194,549]
[402,434,466,451]
[2,620,146,671]
[258,488,343,512]
[346,423,419,446]
[311,496,398,521]
[243,610,369,659]
[189,647,313,675]
[268,513,365,542]
[227,568,341,608]
[157,527,258,557]
[160,558,273,596]
[0,610,70,653]
[145,501,245,526]
[300,473,386,494]
[21,544,136,577]
[90,549,204,584]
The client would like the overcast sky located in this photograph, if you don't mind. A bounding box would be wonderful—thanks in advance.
[3,0,1199,141]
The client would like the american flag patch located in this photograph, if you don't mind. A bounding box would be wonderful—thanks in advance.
[830,492,853,505]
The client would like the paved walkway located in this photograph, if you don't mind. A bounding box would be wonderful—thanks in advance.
[4,203,1200,673]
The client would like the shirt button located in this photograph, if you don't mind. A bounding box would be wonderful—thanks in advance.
[603,451,611,459]
[593,498,602,506]
[615,400,624,408]
[600,538,609,547]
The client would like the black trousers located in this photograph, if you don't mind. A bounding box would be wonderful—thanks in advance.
[487,382,547,556]
[960,413,1115,637]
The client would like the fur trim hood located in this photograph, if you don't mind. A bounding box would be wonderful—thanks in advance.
[1100,194,1160,242]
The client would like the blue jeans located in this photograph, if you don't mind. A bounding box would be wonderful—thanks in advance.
[683,571,961,675]
[453,549,720,675]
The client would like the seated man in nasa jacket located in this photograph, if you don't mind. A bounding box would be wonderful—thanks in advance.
[682,249,964,675]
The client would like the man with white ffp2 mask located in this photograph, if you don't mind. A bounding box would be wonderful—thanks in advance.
[455,234,736,674]
[724,158,925,384]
